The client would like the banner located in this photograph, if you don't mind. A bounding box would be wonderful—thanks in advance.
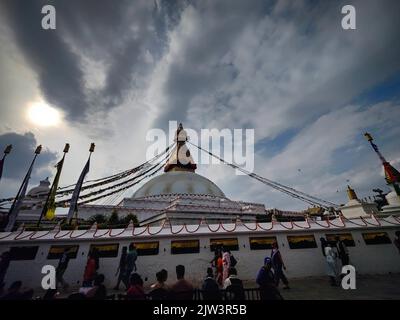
[0,158,3,182]
[5,160,35,231]
[66,157,90,222]
[43,157,65,220]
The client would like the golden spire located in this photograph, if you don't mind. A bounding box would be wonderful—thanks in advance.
[346,185,358,201]
[164,123,197,172]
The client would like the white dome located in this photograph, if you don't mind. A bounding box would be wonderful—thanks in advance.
[27,178,50,197]
[132,171,225,199]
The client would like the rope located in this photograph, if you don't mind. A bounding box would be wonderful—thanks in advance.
[279,221,294,230]
[170,224,185,235]
[54,230,73,239]
[327,216,346,228]
[342,217,368,227]
[220,222,237,232]
[188,141,338,209]
[29,230,52,240]
[292,219,311,229]
[242,223,258,231]
[381,217,400,226]
[207,222,221,232]
[56,144,173,194]
[312,219,331,228]
[361,215,381,227]
[256,221,274,231]
[93,229,111,238]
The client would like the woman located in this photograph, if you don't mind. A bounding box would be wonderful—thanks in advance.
[126,273,146,300]
[324,243,339,286]
[83,250,97,287]
[210,248,220,278]
[222,248,231,284]
[216,251,223,286]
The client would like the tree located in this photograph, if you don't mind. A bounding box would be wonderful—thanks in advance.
[89,214,107,224]
[256,213,271,223]
[121,213,139,226]
[108,210,119,226]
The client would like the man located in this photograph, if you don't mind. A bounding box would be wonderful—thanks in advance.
[271,242,290,289]
[223,267,245,300]
[114,246,128,290]
[123,244,138,288]
[56,248,71,290]
[170,265,193,300]
[202,267,221,300]
[335,236,349,266]
[256,257,283,300]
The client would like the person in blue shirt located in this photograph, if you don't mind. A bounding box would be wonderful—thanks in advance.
[256,257,283,300]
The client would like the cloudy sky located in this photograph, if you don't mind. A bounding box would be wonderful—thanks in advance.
[0,0,399,210]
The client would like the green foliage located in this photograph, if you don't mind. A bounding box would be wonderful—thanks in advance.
[256,214,271,222]
[121,213,139,226]
[89,214,107,224]
[108,210,119,225]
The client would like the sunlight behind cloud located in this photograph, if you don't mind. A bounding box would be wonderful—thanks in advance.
[27,101,61,127]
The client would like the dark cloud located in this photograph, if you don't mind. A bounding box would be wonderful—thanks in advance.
[151,0,400,135]
[0,0,183,122]
[0,132,58,182]
[1,0,89,122]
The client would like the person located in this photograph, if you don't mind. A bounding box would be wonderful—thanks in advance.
[170,265,193,300]
[271,242,290,289]
[335,236,349,266]
[210,248,220,277]
[149,269,169,300]
[124,244,138,288]
[320,237,328,257]
[394,231,400,254]
[216,251,223,286]
[222,247,231,283]
[83,249,98,287]
[114,246,128,290]
[223,267,245,300]
[56,248,71,290]
[324,242,339,286]
[0,281,34,300]
[126,273,146,300]
[0,251,11,287]
[86,274,107,300]
[201,268,221,300]
[256,257,283,300]
[43,289,59,300]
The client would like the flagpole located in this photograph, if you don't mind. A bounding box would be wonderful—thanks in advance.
[364,132,400,196]
[4,145,42,232]
[37,143,69,227]
[0,144,12,183]
[67,143,95,225]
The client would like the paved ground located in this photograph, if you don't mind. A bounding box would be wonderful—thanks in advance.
[273,273,400,300]
[47,273,400,300]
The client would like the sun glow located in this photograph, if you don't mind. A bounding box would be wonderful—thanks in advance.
[27,102,61,127]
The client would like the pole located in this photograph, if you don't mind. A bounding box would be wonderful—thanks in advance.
[5,145,42,232]
[37,143,70,227]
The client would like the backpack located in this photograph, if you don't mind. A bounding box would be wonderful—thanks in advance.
[230,254,237,267]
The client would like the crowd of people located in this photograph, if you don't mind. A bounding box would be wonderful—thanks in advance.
[0,233,398,300]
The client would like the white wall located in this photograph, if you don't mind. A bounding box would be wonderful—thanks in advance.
[1,228,400,290]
